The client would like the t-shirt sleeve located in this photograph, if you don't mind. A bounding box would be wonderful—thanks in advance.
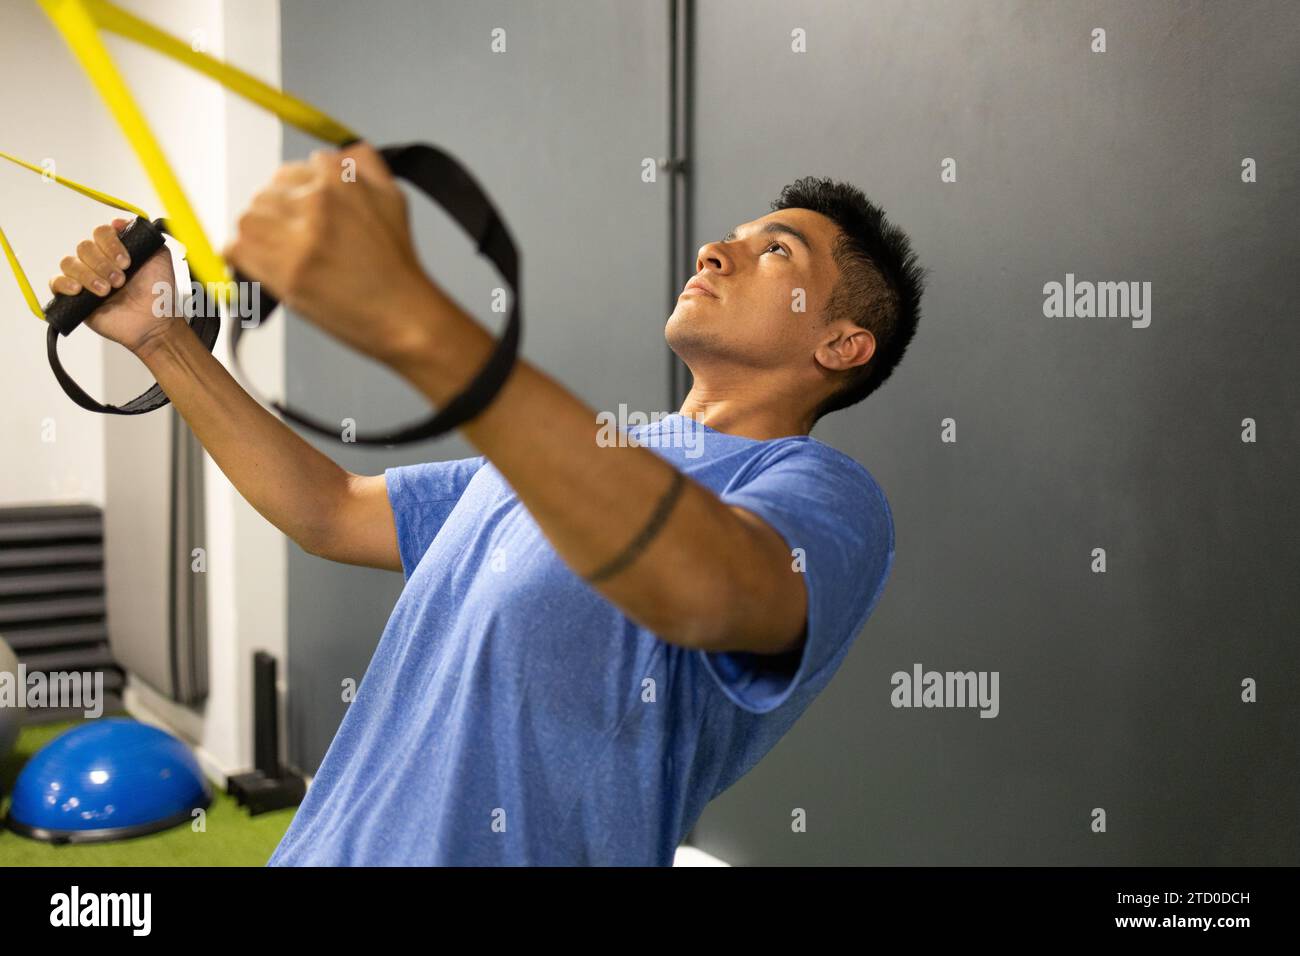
[696,441,895,715]
[385,456,487,578]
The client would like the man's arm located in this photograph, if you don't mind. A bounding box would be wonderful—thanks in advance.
[135,320,401,571]
[51,223,401,571]
[221,144,809,655]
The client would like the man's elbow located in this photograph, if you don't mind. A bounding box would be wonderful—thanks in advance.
[644,579,736,651]
[294,524,335,560]
[655,562,807,656]
[297,471,367,561]
[658,609,729,652]
[292,498,349,561]
[648,558,777,652]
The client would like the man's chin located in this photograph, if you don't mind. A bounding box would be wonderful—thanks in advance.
[664,310,692,342]
[666,300,712,331]
[665,314,718,360]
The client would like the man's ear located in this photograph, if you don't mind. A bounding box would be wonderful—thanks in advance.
[814,323,876,373]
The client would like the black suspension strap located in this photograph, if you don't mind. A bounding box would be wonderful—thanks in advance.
[229,142,521,446]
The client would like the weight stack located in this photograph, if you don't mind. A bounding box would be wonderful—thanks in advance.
[0,504,124,722]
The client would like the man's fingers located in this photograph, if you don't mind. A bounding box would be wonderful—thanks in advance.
[309,147,348,182]
[48,272,82,296]
[246,188,294,220]
[93,223,131,271]
[223,217,276,277]
[76,238,123,290]
[267,160,315,193]
[59,256,109,296]
[330,141,394,189]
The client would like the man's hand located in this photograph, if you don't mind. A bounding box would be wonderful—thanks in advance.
[48,219,180,355]
[222,142,444,368]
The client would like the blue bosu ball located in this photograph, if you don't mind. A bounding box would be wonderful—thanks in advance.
[6,718,212,844]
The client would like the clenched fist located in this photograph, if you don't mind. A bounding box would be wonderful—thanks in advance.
[222,141,444,368]
[49,218,179,354]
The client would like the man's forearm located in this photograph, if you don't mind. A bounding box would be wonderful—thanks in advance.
[391,281,802,651]
[135,319,355,557]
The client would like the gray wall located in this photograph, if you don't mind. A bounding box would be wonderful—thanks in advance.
[688,0,1299,864]
[279,0,669,770]
[280,0,1299,864]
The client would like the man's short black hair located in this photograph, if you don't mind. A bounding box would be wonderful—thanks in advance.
[771,177,925,422]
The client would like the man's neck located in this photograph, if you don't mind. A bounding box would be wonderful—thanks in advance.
[677,386,814,441]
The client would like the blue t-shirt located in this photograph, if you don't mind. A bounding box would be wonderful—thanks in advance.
[268,414,893,866]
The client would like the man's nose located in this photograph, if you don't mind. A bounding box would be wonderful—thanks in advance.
[695,240,729,274]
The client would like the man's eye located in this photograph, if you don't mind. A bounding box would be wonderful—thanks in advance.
[764,241,789,257]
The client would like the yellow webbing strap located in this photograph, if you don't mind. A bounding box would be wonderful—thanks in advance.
[0,149,149,320]
[3,0,360,320]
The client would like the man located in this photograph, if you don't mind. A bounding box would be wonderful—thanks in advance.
[50,143,924,865]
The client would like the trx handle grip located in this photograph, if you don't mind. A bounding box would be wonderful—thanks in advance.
[43,216,168,335]
[42,216,223,416]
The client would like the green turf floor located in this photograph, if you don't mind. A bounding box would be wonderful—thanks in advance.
[0,718,296,866]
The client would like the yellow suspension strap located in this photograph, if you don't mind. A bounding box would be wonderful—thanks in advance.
[0,148,148,321]
[22,0,521,444]
[0,149,221,414]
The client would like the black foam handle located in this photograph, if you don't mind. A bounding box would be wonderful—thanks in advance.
[43,217,168,335]
[232,269,278,325]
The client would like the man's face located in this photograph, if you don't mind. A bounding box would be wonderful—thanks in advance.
[665,207,844,379]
